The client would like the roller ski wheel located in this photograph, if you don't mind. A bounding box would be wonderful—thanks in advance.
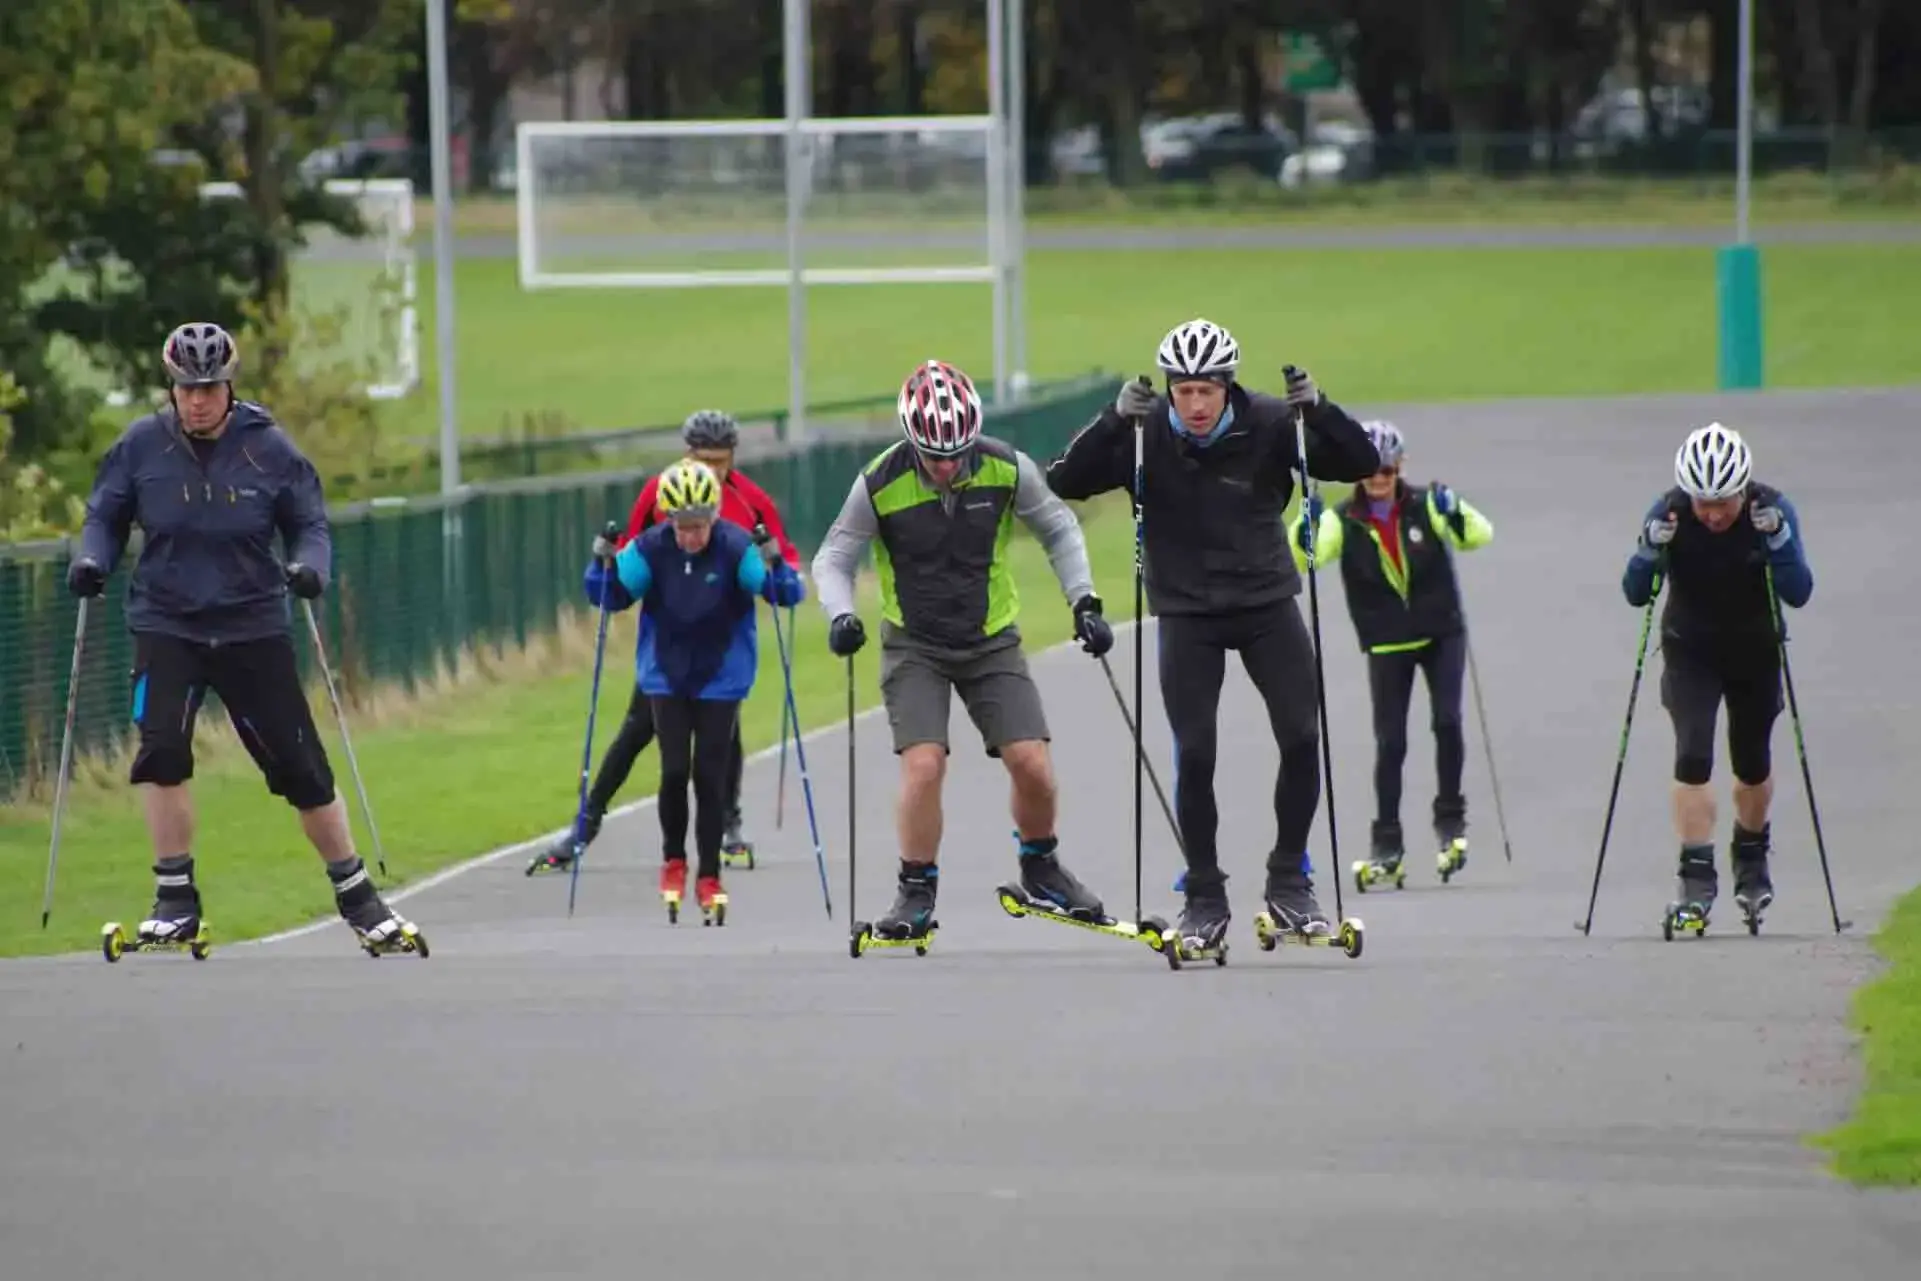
[1163,929,1227,971]
[994,882,1168,953]
[101,920,211,963]
[1254,911,1365,959]
[697,876,728,927]
[1351,858,1406,895]
[720,839,756,871]
[357,921,428,959]
[524,841,580,877]
[849,920,935,958]
[1736,891,1772,936]
[1661,901,1710,941]
[660,858,688,925]
[1437,839,1468,884]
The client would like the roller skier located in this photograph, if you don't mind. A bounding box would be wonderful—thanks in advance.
[1622,423,1812,934]
[810,358,1115,946]
[582,459,805,923]
[1045,319,1379,954]
[529,409,800,875]
[1293,420,1494,890]
[67,322,421,955]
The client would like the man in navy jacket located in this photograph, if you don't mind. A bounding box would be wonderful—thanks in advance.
[69,322,420,954]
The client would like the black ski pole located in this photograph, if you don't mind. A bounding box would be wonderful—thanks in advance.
[1293,409,1345,925]
[1131,395,1147,924]
[1577,583,1660,935]
[1464,636,1513,862]
[1097,653,1184,858]
[1766,566,1849,934]
[846,653,859,946]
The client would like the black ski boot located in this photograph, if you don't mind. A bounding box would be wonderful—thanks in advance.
[1173,865,1231,949]
[1732,823,1775,923]
[138,858,203,944]
[874,862,938,940]
[1434,796,1468,882]
[526,805,603,875]
[1262,857,1331,937]
[1016,835,1105,921]
[720,807,754,869]
[1664,844,1717,938]
[329,856,425,955]
[1355,820,1407,892]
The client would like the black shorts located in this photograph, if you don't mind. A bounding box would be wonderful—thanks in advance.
[1659,643,1782,787]
[129,631,336,809]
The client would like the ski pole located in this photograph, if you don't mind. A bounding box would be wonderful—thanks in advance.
[1464,636,1512,862]
[846,652,858,947]
[770,603,831,917]
[567,522,621,918]
[775,609,791,830]
[1576,581,1660,935]
[1096,652,1184,859]
[1766,566,1848,934]
[1130,395,1147,924]
[1293,408,1346,925]
[302,597,388,881]
[39,596,90,930]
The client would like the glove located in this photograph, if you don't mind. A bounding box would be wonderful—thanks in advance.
[1294,492,1324,556]
[1115,375,1158,420]
[828,613,867,658]
[1072,594,1113,657]
[1749,498,1791,552]
[66,556,106,599]
[1639,511,1678,557]
[285,562,323,599]
[592,520,619,563]
[1282,364,1321,410]
[753,522,781,567]
[1430,482,1459,518]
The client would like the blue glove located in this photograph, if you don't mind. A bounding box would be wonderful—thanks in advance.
[1430,482,1458,518]
[1295,491,1324,556]
[766,560,805,608]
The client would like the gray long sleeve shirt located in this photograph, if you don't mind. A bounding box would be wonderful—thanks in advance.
[810,449,1095,623]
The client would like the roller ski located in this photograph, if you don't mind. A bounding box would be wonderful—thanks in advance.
[340,890,427,958]
[1163,867,1229,970]
[719,809,755,871]
[103,863,212,962]
[1434,802,1468,885]
[1352,821,1407,893]
[1253,863,1364,959]
[696,873,728,927]
[526,807,600,876]
[851,862,938,958]
[1732,824,1775,936]
[995,836,1168,953]
[1661,845,1716,941]
[660,856,688,924]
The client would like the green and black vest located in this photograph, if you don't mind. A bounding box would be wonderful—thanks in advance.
[863,437,1022,648]
[1335,482,1466,652]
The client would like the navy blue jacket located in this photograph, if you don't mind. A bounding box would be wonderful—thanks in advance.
[582,520,805,700]
[77,403,331,643]
[1622,483,1812,657]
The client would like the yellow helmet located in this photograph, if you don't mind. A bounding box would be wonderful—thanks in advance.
[657,458,721,519]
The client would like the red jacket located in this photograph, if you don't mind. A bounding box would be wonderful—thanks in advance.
[623,467,800,570]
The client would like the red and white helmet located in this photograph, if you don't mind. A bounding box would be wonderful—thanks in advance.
[897,359,982,458]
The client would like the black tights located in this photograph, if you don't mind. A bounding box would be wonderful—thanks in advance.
[587,685,745,827]
[1366,634,1468,833]
[654,695,741,877]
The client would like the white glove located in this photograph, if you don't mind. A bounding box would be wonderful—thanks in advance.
[1641,512,1677,553]
[1283,364,1320,409]
[592,533,616,561]
[1115,376,1158,420]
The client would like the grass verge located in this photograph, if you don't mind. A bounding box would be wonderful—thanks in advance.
[1814,885,1921,1185]
[0,492,1141,957]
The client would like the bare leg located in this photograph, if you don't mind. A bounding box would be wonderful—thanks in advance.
[140,783,195,857]
[896,744,945,866]
[1671,782,1715,845]
[299,794,357,863]
[1732,777,1773,831]
[998,739,1057,839]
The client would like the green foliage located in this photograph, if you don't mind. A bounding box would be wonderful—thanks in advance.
[0,372,86,541]
[232,297,396,503]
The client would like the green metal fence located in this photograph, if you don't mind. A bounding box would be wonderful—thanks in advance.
[0,372,1114,802]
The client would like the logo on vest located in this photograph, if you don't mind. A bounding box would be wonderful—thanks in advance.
[1408,527,1424,544]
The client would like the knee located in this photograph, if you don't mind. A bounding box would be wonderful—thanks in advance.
[266,750,335,811]
[1730,742,1772,787]
[1674,753,1713,786]
[999,740,1055,792]
[900,745,946,793]
[1430,706,1463,733]
[131,739,194,788]
[1280,738,1321,779]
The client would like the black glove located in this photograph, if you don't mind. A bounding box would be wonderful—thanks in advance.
[828,613,867,658]
[66,556,106,599]
[1072,594,1113,657]
[285,562,323,599]
[752,522,780,566]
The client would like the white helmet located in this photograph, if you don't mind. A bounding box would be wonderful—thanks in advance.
[1674,422,1752,500]
[1362,420,1404,468]
[1156,319,1240,382]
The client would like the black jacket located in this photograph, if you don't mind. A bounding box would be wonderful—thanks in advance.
[1045,383,1378,616]
[78,402,331,644]
[1329,482,1474,652]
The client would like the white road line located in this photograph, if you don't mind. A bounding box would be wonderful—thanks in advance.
[245,619,1153,946]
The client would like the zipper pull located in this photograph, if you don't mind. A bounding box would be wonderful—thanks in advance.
[182,483,190,502]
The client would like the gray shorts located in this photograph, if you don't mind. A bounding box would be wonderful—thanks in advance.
[878,625,1050,757]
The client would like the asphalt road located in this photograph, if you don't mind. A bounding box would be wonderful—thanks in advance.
[5,387,1920,1278]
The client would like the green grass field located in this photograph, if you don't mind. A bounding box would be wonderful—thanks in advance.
[384,241,1921,441]
[1816,887,1921,1185]
[0,492,1141,959]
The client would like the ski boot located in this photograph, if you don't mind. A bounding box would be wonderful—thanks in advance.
[1662,844,1717,940]
[1732,824,1775,935]
[1353,820,1408,893]
[852,862,938,957]
[1434,798,1468,884]
[1016,836,1104,921]
[660,856,688,924]
[1166,865,1230,969]
[332,858,427,957]
[104,860,213,962]
[1255,858,1364,958]
[526,805,602,875]
[720,808,755,871]
[696,873,729,927]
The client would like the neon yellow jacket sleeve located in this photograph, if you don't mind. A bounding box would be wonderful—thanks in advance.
[1289,506,1345,574]
[1426,493,1493,551]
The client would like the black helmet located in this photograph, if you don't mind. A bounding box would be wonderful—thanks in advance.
[681,409,739,451]
[163,323,239,386]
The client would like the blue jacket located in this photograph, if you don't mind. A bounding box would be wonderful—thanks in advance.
[77,403,331,643]
[1622,483,1811,654]
[582,520,805,700]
